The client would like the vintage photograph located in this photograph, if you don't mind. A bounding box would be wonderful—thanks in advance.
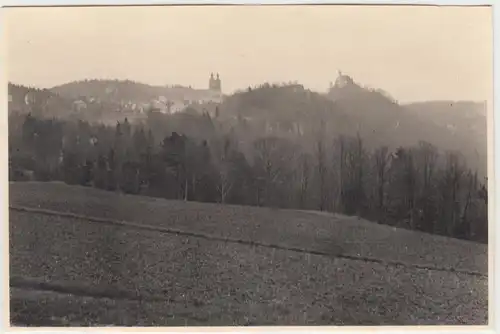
[6,4,491,326]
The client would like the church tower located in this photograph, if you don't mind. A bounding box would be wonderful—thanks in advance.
[215,73,221,92]
[209,73,216,91]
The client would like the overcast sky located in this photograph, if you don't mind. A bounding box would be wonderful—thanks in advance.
[4,5,493,103]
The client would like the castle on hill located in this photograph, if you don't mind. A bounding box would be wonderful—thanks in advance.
[329,70,355,90]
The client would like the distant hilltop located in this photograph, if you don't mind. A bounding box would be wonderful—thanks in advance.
[8,72,487,176]
[7,73,225,123]
[48,73,224,114]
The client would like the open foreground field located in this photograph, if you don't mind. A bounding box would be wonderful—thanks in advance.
[9,182,488,326]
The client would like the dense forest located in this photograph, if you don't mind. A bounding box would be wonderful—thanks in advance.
[9,105,488,243]
[9,79,488,176]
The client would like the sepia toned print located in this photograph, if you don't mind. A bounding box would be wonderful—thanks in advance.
[6,5,491,327]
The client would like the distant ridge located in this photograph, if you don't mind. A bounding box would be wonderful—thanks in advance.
[50,79,221,104]
[8,75,487,175]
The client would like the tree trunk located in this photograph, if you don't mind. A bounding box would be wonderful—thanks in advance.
[338,138,345,212]
[221,185,226,204]
[192,174,196,200]
[460,173,473,238]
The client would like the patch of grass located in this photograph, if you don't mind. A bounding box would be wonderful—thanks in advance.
[10,209,488,326]
[10,182,488,275]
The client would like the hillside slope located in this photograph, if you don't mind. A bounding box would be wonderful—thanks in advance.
[9,182,487,325]
[9,182,488,275]
[327,77,487,166]
[215,78,487,174]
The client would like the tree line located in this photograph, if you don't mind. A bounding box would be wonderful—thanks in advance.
[9,112,488,243]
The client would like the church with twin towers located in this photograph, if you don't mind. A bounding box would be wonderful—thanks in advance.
[208,73,222,92]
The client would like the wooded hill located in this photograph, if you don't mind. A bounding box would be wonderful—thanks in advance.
[9,78,487,177]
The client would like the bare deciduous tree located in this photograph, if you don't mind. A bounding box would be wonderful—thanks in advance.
[316,138,328,211]
[373,146,391,217]
[297,152,311,209]
[253,136,294,206]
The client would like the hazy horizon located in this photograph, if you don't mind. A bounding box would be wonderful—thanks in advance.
[5,5,493,103]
